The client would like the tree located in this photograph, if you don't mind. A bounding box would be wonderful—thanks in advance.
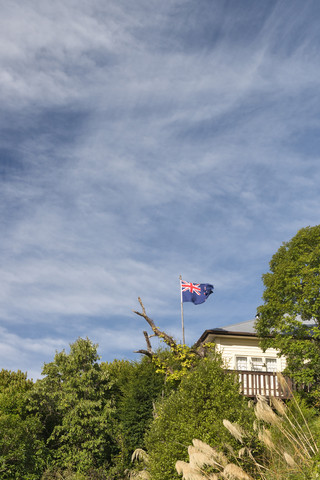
[144,349,254,480]
[256,225,320,390]
[0,370,46,479]
[105,357,165,478]
[29,338,115,476]
[133,297,207,382]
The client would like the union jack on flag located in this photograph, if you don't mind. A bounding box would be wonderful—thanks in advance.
[181,281,201,296]
[181,280,214,305]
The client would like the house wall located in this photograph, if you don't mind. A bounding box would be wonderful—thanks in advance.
[206,334,286,372]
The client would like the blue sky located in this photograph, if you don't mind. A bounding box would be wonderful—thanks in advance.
[1,0,320,379]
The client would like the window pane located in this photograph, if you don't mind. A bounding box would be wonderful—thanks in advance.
[251,357,264,371]
[236,357,247,370]
[266,358,277,372]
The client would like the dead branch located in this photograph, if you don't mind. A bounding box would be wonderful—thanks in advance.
[134,349,153,358]
[133,297,177,350]
[143,331,153,354]
[133,297,206,363]
[134,330,154,358]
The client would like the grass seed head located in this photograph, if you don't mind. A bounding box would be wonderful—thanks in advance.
[238,447,248,458]
[270,397,287,416]
[223,419,245,443]
[258,428,276,451]
[283,452,296,467]
[188,446,219,469]
[222,463,254,480]
[192,439,228,467]
[277,373,289,391]
[175,460,205,480]
[224,443,236,457]
[255,398,280,425]
[131,448,149,464]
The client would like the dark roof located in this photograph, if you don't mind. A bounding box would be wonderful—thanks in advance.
[195,317,317,346]
[195,319,257,346]
[214,319,257,334]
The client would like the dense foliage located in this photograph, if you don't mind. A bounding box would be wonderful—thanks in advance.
[0,339,168,479]
[28,338,116,477]
[105,357,165,477]
[0,337,258,479]
[256,225,320,391]
[0,370,45,479]
[145,349,255,480]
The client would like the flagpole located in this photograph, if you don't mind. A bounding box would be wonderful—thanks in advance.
[179,275,185,344]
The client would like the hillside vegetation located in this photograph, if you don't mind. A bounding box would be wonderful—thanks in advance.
[1,336,320,480]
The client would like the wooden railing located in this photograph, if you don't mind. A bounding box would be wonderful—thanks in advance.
[232,370,294,399]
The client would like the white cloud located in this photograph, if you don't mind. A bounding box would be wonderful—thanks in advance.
[1,0,320,375]
[0,326,67,378]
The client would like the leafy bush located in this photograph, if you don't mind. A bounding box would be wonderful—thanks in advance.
[144,348,255,480]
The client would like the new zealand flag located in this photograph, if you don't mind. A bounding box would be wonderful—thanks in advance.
[181,281,214,305]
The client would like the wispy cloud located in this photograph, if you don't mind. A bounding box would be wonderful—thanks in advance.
[1,0,320,377]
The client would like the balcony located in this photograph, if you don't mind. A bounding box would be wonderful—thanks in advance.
[233,370,294,399]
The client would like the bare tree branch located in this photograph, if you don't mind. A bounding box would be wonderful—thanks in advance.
[133,330,154,358]
[133,349,153,358]
[143,331,153,354]
[133,297,177,349]
[133,297,207,364]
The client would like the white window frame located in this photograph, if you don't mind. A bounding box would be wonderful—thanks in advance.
[251,357,264,371]
[234,355,279,372]
[235,356,248,371]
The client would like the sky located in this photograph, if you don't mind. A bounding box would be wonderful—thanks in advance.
[1,0,320,379]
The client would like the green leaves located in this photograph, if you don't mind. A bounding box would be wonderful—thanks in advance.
[256,225,320,391]
[145,350,254,480]
[0,370,46,479]
[29,338,115,475]
[104,356,165,477]
[151,344,200,383]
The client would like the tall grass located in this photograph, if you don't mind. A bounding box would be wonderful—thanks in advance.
[175,377,319,480]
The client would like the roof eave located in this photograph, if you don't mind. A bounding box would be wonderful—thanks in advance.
[195,328,256,344]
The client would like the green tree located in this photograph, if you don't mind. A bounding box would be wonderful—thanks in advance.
[0,370,46,479]
[114,357,164,454]
[256,225,320,391]
[29,338,115,477]
[144,348,254,480]
[104,356,165,478]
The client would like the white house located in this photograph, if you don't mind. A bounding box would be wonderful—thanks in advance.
[195,319,290,398]
[196,319,286,372]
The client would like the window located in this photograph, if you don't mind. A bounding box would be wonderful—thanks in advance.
[266,358,277,372]
[236,357,248,370]
[251,357,264,371]
[235,356,278,372]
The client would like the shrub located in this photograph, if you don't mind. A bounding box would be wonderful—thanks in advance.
[144,348,255,480]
